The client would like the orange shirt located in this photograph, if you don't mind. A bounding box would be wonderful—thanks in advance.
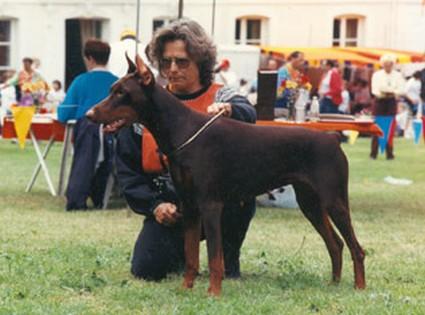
[141,83,222,173]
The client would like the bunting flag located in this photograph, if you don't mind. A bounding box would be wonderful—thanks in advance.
[10,105,36,149]
[348,130,359,145]
[374,116,394,154]
[412,119,423,144]
[387,118,396,147]
[422,117,425,143]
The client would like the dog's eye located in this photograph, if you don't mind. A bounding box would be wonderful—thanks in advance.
[115,90,125,97]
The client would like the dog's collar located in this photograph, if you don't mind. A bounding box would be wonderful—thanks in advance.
[169,109,226,156]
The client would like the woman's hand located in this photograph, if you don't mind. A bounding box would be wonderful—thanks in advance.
[207,102,232,117]
[153,202,182,226]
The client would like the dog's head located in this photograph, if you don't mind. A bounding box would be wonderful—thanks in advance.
[86,54,155,130]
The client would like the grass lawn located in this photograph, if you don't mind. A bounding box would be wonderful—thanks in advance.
[0,136,424,315]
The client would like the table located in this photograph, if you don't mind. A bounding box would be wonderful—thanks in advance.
[256,119,383,137]
[2,115,75,196]
[2,115,382,200]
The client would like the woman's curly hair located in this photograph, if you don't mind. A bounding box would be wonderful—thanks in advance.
[146,19,217,87]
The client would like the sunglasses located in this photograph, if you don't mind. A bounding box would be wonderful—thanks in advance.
[160,57,191,70]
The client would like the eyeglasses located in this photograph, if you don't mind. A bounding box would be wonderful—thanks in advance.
[160,57,191,70]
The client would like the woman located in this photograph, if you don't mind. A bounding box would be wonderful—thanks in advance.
[115,19,257,280]
[59,39,118,210]
[318,60,343,114]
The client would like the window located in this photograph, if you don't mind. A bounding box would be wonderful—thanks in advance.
[345,19,358,47]
[332,16,363,47]
[0,20,12,76]
[152,17,175,34]
[153,20,165,33]
[235,19,241,42]
[235,17,267,45]
[80,19,103,42]
[247,20,261,45]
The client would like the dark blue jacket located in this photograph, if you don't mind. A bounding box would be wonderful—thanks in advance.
[115,86,256,216]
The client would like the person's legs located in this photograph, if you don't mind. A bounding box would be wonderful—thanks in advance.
[370,136,378,159]
[66,118,100,210]
[320,97,339,114]
[131,217,185,281]
[221,199,256,278]
[386,118,396,160]
[386,143,394,160]
[90,134,114,208]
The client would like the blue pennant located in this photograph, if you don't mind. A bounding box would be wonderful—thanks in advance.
[375,116,394,154]
[413,119,423,145]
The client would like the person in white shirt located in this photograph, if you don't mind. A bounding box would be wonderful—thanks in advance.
[44,80,65,113]
[370,53,406,160]
[215,59,239,90]
[339,80,351,114]
[0,70,17,122]
[404,71,422,116]
[109,29,146,78]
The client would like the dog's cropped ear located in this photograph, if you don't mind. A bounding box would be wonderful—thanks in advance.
[135,54,154,86]
[126,52,137,74]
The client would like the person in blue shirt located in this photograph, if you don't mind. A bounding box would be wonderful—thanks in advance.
[58,39,118,210]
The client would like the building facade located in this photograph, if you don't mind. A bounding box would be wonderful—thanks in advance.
[0,0,424,84]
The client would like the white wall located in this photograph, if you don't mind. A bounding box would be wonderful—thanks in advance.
[0,0,138,84]
[1,0,423,85]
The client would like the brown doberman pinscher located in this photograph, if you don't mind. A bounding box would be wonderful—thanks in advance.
[87,55,365,296]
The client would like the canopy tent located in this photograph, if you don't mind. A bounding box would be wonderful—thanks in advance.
[261,46,425,67]
[335,47,425,64]
[261,46,377,67]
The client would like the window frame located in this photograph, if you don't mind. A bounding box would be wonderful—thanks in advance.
[235,16,268,46]
[0,19,13,73]
[152,17,175,34]
[332,15,364,47]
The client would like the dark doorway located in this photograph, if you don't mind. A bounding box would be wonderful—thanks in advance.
[65,19,104,90]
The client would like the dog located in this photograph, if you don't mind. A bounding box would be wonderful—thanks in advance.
[87,55,365,296]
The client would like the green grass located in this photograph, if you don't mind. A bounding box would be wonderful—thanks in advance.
[1,137,425,314]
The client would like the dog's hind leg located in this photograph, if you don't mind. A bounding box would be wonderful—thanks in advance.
[294,183,344,284]
[200,201,224,296]
[182,213,201,290]
[327,198,366,289]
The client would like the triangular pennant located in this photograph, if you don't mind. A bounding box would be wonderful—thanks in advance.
[422,117,425,144]
[10,105,36,149]
[387,118,396,147]
[412,119,423,145]
[374,116,394,154]
[348,130,359,145]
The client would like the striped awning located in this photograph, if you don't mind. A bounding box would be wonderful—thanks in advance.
[261,46,424,66]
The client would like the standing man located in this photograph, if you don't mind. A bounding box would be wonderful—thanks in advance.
[275,51,306,108]
[114,19,256,280]
[58,39,118,210]
[0,57,46,103]
[370,54,405,160]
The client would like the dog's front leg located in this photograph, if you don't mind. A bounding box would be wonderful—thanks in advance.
[201,201,224,296]
[182,213,201,290]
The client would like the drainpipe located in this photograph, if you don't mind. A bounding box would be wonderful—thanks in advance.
[178,0,184,19]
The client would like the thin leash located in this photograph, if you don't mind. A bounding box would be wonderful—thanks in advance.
[170,108,226,156]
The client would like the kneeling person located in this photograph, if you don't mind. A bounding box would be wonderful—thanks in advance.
[115,19,256,280]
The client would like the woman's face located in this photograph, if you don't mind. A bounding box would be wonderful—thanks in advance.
[161,40,202,94]
[53,82,60,91]
[23,61,33,72]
